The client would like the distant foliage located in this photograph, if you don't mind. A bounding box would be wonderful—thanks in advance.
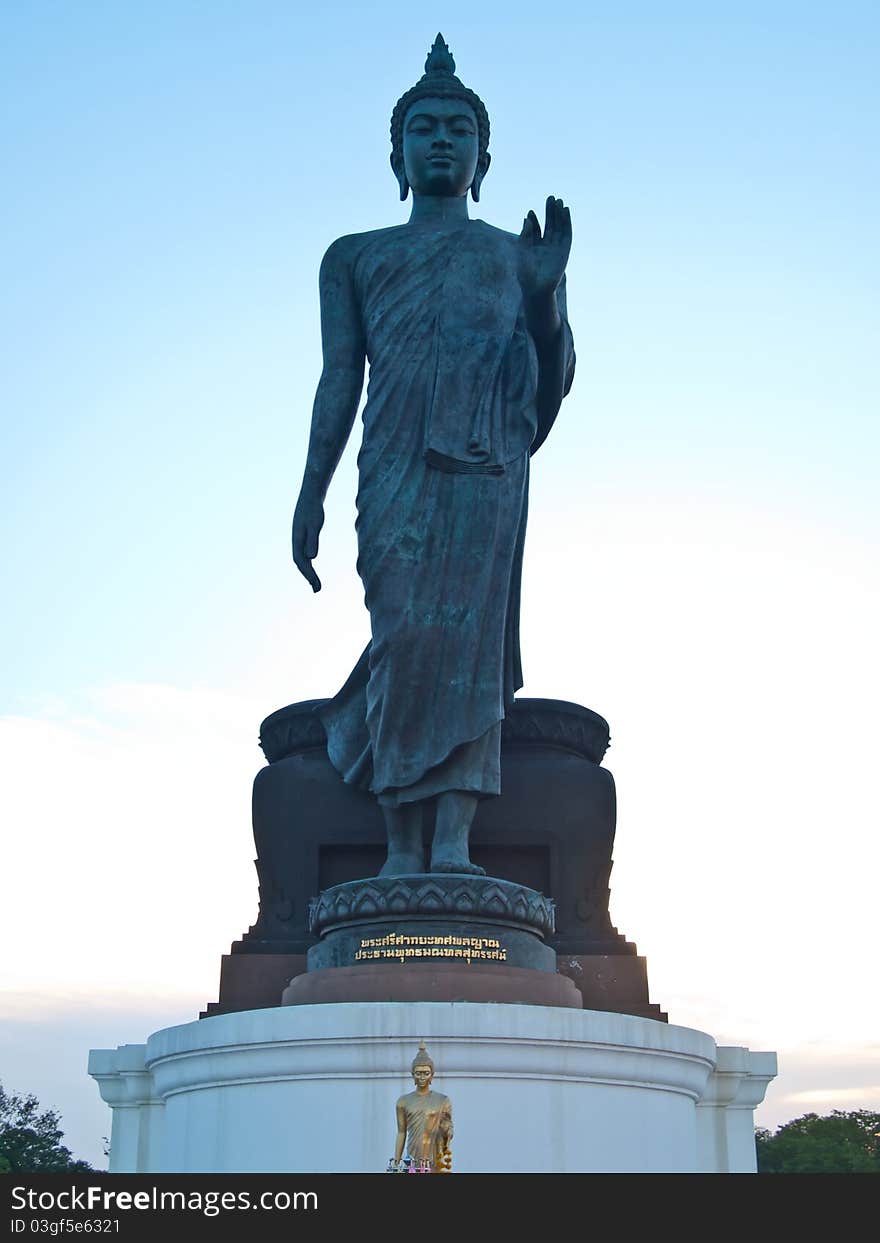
[0,1082,93,1173]
[756,1110,880,1173]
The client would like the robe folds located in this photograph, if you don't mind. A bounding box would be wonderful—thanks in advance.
[321,219,575,806]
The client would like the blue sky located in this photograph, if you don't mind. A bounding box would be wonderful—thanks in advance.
[1,2,878,1166]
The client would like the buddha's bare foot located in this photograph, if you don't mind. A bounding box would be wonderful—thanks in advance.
[429,856,486,876]
[379,852,425,877]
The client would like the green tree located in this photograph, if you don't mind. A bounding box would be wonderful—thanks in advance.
[0,1082,93,1173]
[756,1110,880,1173]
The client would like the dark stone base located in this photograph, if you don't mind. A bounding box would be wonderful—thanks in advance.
[201,950,666,1021]
[201,952,307,1019]
[558,955,668,1022]
[310,874,556,939]
[307,874,557,973]
[310,920,555,972]
[282,962,583,1008]
[201,697,668,1023]
[243,698,625,957]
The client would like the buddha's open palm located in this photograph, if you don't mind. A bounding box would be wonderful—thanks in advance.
[518,196,572,300]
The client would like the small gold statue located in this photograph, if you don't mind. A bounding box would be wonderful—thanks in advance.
[392,1041,453,1173]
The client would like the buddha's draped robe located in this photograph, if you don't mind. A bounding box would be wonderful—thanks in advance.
[396,1089,452,1169]
[321,220,575,805]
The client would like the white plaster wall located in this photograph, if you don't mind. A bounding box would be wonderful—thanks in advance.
[90,1002,776,1174]
[88,1044,164,1174]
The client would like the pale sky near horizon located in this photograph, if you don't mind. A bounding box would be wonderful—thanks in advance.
[1,2,878,1168]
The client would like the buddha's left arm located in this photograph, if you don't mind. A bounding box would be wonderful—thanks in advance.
[442,1096,453,1140]
[529,276,575,455]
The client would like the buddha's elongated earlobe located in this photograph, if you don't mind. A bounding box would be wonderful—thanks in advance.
[470,152,490,202]
[391,154,410,201]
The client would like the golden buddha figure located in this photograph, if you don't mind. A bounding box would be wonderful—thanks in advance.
[393,1042,453,1172]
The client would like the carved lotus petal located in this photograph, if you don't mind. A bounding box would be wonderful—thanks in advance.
[417,885,445,913]
[452,887,475,913]
[482,885,507,916]
[386,883,411,913]
[353,885,382,916]
[511,895,529,921]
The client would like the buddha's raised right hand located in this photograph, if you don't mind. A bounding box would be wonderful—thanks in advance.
[517,195,572,302]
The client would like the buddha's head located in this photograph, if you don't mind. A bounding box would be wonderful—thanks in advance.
[391,34,491,203]
[411,1041,435,1089]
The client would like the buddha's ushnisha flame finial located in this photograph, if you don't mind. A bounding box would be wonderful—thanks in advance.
[424,33,456,77]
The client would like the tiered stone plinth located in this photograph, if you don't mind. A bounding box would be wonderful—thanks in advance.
[281,874,582,1007]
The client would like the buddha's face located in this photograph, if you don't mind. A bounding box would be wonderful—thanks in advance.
[403,96,479,198]
[412,1063,434,1090]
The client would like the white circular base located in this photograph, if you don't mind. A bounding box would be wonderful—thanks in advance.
[89,1002,776,1173]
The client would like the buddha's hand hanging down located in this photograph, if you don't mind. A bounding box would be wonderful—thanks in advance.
[292,491,325,593]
